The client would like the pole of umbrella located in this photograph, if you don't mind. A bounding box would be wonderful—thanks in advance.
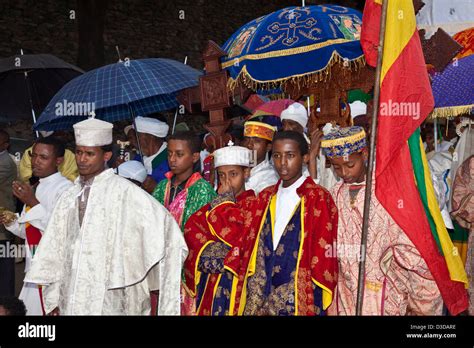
[434,117,438,152]
[127,103,145,164]
[445,118,449,139]
[171,107,179,135]
[306,96,311,120]
[171,56,188,135]
[20,49,40,138]
[29,108,39,139]
[115,46,123,62]
[355,0,388,316]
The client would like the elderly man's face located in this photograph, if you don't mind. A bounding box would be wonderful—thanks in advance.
[137,133,151,156]
[282,119,304,134]
[137,132,164,157]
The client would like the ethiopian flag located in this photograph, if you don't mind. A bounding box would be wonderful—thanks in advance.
[361,0,468,315]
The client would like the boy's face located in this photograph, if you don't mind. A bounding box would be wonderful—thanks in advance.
[241,136,271,164]
[329,150,367,184]
[168,139,199,176]
[272,139,309,188]
[217,165,250,196]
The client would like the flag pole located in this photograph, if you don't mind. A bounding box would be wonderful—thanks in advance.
[356,0,389,315]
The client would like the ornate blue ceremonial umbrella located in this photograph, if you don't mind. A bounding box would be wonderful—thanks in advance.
[431,54,474,118]
[221,5,364,92]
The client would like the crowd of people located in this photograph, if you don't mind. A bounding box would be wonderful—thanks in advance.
[0,101,472,316]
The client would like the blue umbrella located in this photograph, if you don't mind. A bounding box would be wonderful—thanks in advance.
[34,58,202,130]
[221,5,364,91]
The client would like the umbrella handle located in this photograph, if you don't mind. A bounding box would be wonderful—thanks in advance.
[128,104,144,164]
[171,56,188,135]
[23,70,39,139]
[171,109,179,135]
[20,49,39,138]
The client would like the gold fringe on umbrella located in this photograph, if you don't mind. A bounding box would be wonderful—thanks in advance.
[226,51,366,93]
[430,104,474,118]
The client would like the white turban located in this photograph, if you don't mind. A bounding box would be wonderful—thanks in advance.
[116,160,148,183]
[213,144,251,168]
[349,101,367,118]
[73,118,113,146]
[280,103,308,128]
[134,116,169,138]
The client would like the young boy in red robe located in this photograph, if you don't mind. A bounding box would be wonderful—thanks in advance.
[183,142,255,315]
[201,131,338,315]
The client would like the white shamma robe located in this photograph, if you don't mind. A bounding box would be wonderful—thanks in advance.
[25,169,188,315]
[6,172,73,315]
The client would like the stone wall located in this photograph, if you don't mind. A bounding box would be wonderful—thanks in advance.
[0,0,78,65]
[0,0,363,70]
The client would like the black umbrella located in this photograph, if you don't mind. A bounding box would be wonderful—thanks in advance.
[0,52,83,136]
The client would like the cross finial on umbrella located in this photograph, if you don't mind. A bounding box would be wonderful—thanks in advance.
[89,110,96,118]
[227,140,234,146]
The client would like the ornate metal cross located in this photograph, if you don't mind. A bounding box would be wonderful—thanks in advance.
[268,10,317,46]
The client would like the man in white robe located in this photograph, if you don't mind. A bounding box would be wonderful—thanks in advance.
[25,118,188,315]
[1,137,72,315]
[131,116,170,193]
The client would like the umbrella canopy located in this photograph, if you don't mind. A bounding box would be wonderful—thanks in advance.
[453,27,474,59]
[221,5,364,91]
[431,54,474,118]
[34,58,202,131]
[241,94,270,113]
[246,99,298,129]
[0,53,83,120]
[251,99,295,117]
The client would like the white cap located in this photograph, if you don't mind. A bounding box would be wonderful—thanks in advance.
[280,103,308,128]
[134,116,169,138]
[39,131,54,138]
[349,101,367,118]
[73,118,113,146]
[213,142,251,168]
[116,160,148,183]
